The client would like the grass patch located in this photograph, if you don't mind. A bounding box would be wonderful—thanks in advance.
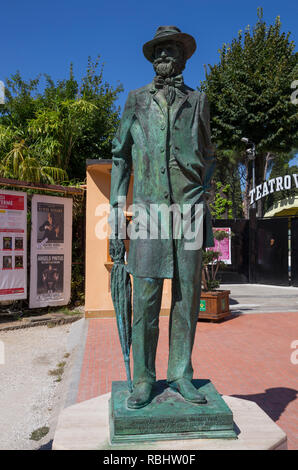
[57,361,66,368]
[48,359,67,382]
[57,307,82,316]
[30,426,49,441]
[48,366,64,377]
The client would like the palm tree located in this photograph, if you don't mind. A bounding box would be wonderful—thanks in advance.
[1,138,67,184]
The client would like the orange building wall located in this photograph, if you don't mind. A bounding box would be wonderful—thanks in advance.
[85,160,171,318]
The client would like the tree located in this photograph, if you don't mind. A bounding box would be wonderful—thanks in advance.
[210,149,244,218]
[0,137,67,184]
[209,181,233,219]
[0,57,123,182]
[201,8,298,216]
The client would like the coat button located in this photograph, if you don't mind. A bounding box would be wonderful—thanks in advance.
[160,147,165,153]
[164,192,169,198]
[161,167,165,174]
[160,124,165,130]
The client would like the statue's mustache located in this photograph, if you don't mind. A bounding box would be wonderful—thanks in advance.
[154,57,175,65]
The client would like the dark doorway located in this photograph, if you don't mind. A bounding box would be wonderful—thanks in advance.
[255,218,289,286]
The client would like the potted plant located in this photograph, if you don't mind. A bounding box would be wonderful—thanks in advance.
[199,229,231,322]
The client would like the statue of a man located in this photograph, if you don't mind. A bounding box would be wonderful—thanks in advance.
[109,26,215,409]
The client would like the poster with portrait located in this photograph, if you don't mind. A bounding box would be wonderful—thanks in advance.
[30,195,72,308]
[0,190,27,300]
[36,202,64,248]
[207,227,232,264]
[36,254,64,302]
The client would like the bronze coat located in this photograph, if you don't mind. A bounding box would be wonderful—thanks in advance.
[110,82,215,278]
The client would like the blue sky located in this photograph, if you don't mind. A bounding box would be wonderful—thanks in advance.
[1,0,297,110]
[1,0,297,164]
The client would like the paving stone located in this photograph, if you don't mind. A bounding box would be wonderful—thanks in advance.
[76,313,298,450]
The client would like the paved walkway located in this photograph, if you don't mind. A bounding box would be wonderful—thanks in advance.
[75,311,298,450]
[225,284,298,314]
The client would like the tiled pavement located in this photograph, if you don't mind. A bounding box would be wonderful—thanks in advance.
[76,312,298,450]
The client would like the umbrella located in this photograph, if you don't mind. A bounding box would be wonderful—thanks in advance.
[110,240,133,393]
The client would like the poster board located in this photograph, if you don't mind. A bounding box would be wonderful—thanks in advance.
[30,195,73,308]
[0,190,27,300]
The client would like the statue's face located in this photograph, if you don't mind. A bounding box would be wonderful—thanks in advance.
[153,41,185,77]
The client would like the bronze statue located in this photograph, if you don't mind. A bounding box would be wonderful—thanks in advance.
[109,26,215,409]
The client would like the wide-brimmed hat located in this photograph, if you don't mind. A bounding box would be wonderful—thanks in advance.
[143,25,196,63]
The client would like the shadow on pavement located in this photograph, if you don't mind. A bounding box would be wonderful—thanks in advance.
[38,439,53,450]
[36,389,297,449]
[231,387,297,422]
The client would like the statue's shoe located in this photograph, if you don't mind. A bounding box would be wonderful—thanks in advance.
[169,378,207,404]
[127,382,153,409]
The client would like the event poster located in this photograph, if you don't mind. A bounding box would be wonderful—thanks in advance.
[30,195,72,308]
[37,254,64,301]
[37,202,64,248]
[207,227,232,264]
[0,190,27,300]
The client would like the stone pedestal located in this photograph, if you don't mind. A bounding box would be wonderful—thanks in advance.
[110,380,236,443]
[52,391,287,450]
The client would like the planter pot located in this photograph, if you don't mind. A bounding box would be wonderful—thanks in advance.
[198,290,231,322]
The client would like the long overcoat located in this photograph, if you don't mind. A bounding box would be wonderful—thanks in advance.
[110,81,215,279]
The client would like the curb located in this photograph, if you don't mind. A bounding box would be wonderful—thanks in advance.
[64,318,89,408]
[0,315,83,332]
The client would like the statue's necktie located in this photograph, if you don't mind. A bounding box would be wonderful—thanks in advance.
[154,74,184,106]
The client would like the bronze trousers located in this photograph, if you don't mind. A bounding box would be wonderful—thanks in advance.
[132,166,203,386]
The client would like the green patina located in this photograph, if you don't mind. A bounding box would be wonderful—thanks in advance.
[108,26,235,437]
[109,381,237,443]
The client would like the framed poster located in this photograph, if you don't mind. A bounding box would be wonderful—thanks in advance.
[30,195,72,308]
[0,190,27,300]
[36,201,65,248]
[207,227,232,264]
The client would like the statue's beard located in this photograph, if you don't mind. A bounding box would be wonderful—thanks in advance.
[153,58,178,78]
[153,59,175,77]
[153,56,185,106]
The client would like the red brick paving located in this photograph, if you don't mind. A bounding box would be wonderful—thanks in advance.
[77,313,298,450]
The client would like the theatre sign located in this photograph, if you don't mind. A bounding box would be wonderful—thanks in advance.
[249,173,298,205]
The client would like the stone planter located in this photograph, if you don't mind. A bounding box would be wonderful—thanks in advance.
[198,290,231,322]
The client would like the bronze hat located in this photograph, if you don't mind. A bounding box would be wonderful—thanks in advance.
[143,25,197,63]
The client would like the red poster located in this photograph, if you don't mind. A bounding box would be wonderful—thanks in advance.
[0,194,24,211]
[0,190,27,300]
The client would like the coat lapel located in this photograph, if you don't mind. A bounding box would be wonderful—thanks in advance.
[152,89,167,118]
[136,83,194,133]
[171,88,190,127]
[151,86,192,125]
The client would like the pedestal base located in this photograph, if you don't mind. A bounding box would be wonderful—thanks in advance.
[110,380,236,443]
[52,393,287,450]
